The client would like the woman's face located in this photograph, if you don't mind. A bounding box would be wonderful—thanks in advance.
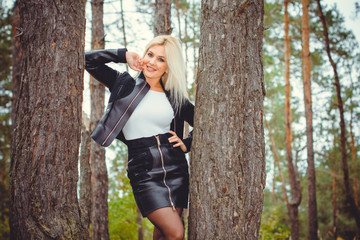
[142,45,168,81]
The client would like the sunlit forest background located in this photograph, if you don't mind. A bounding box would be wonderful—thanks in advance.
[1,0,360,239]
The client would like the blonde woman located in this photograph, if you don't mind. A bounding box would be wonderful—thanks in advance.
[85,35,194,240]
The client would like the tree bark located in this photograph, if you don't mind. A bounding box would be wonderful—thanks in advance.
[10,0,87,239]
[154,0,172,36]
[79,115,91,236]
[189,1,265,239]
[332,168,337,240]
[316,0,360,233]
[284,1,302,239]
[301,0,319,239]
[89,0,109,239]
[301,0,319,238]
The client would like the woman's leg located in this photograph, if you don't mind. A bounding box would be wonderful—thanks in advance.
[149,207,184,240]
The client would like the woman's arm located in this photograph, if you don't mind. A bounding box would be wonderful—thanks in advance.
[167,99,194,153]
[180,99,195,152]
[85,48,128,89]
[85,48,143,90]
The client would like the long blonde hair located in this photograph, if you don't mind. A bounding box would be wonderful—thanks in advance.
[143,35,188,112]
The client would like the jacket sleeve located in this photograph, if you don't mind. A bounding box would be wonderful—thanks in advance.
[85,48,127,90]
[180,99,194,153]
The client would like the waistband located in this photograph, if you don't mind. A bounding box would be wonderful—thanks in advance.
[126,132,173,150]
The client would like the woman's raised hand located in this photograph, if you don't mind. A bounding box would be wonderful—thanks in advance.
[126,51,143,72]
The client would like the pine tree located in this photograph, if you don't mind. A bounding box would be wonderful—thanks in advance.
[189,0,266,239]
[10,1,87,238]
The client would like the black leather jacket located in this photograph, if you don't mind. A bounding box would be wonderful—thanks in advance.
[85,48,194,152]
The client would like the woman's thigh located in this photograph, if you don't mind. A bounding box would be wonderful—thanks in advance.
[148,207,184,239]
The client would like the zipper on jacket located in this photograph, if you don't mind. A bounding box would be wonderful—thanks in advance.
[155,135,175,211]
[102,83,147,146]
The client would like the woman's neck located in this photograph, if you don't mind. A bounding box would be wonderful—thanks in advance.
[146,77,163,92]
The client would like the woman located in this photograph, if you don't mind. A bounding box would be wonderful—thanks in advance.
[85,35,194,240]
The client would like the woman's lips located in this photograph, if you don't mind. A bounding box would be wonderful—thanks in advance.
[146,65,156,72]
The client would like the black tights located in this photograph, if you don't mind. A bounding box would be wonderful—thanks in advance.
[147,207,184,240]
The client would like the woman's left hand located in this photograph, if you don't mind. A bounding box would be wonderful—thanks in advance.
[168,131,187,153]
[126,51,143,72]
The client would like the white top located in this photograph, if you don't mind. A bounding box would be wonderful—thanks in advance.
[122,90,174,140]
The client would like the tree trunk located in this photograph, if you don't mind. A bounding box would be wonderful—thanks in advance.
[192,10,198,85]
[316,0,360,233]
[184,10,189,81]
[11,0,21,128]
[265,118,289,206]
[350,121,359,207]
[301,0,318,238]
[301,0,319,239]
[137,207,144,240]
[271,159,276,203]
[89,0,109,239]
[10,0,87,239]
[175,0,182,40]
[120,0,128,72]
[80,115,92,236]
[284,1,302,239]
[0,4,15,240]
[266,117,302,239]
[154,0,172,36]
[332,168,337,240]
[189,1,265,239]
[10,0,21,194]
[349,63,359,208]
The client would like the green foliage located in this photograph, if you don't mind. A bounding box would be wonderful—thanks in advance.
[262,0,360,238]
[259,190,291,240]
[108,142,153,240]
[259,210,291,240]
[108,172,139,240]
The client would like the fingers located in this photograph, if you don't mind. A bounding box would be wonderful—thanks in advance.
[168,131,187,152]
[129,57,143,72]
[126,52,143,72]
[168,130,176,136]
[168,131,180,143]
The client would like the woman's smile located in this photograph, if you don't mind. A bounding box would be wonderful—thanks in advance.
[146,65,156,72]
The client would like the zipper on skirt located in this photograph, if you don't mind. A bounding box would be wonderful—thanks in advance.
[155,135,176,211]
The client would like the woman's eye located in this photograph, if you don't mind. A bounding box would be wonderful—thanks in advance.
[147,52,153,57]
[158,58,165,62]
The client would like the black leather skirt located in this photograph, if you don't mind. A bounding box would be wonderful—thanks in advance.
[126,132,189,217]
